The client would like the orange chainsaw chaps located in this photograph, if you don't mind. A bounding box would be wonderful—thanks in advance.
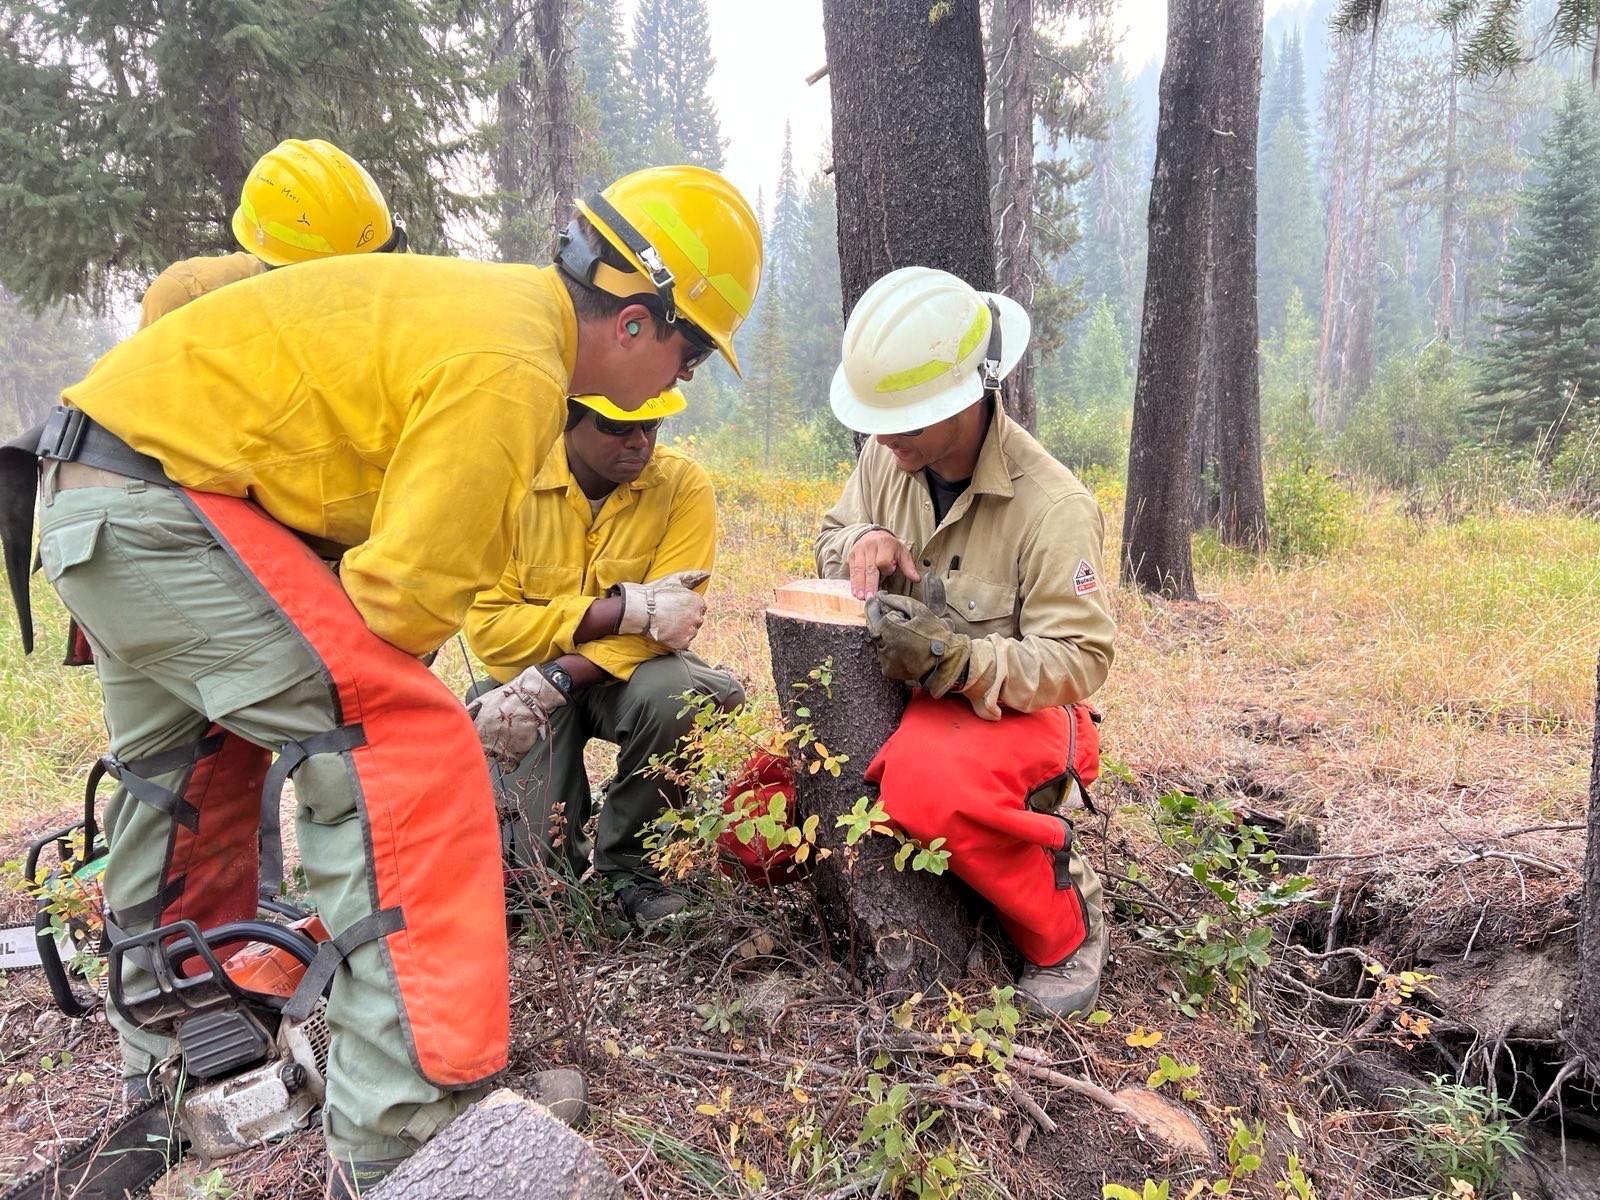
[183,490,509,1087]
[161,730,271,975]
[865,694,1087,968]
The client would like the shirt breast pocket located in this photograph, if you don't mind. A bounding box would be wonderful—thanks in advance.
[592,554,652,594]
[943,574,1018,636]
[517,564,582,603]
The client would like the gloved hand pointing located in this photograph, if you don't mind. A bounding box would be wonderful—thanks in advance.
[467,665,569,768]
[615,569,711,651]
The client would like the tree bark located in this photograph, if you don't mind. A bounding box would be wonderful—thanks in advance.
[1336,29,1382,421]
[535,0,577,226]
[1315,33,1358,426]
[1122,0,1220,599]
[993,0,1036,432]
[765,584,977,993]
[372,1089,619,1200]
[821,0,995,315]
[1211,0,1268,551]
[1575,651,1600,1070]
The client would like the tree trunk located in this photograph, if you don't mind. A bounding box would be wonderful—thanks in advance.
[372,1090,620,1200]
[1438,23,1459,341]
[493,0,539,264]
[993,0,1036,432]
[1315,34,1358,427]
[535,0,577,228]
[1575,651,1600,1070]
[1336,29,1381,422]
[1211,0,1268,551]
[1191,238,1220,528]
[1122,0,1220,600]
[766,582,977,992]
[822,0,995,315]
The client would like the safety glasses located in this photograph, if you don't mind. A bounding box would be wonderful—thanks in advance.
[676,318,717,372]
[592,413,664,438]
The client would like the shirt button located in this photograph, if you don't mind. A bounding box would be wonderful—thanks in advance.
[922,558,931,567]
[967,600,976,611]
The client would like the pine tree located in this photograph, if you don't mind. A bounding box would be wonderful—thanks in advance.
[0,0,495,312]
[1257,116,1323,335]
[575,0,643,185]
[1071,299,1132,410]
[1473,83,1600,448]
[0,288,114,435]
[629,0,724,169]
[1259,28,1309,144]
[1071,62,1148,349]
[787,169,846,423]
[768,124,806,293]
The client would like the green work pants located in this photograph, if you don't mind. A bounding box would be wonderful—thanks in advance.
[36,478,478,1161]
[488,653,742,885]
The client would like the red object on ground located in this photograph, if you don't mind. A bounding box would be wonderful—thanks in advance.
[717,751,805,887]
[866,693,1088,967]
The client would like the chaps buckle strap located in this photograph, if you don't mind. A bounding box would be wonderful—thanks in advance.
[261,725,367,897]
[1051,814,1076,891]
[102,733,227,831]
[282,906,405,1022]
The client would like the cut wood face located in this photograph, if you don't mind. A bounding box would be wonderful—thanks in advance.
[768,578,868,626]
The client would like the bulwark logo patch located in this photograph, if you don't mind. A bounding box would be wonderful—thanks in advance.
[1074,558,1099,595]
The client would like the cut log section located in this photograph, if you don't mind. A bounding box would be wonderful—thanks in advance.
[371,1089,620,1200]
[766,579,978,993]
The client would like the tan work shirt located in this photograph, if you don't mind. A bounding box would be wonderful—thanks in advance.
[138,251,266,327]
[815,407,1115,718]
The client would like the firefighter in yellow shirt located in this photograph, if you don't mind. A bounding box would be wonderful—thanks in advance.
[0,166,761,1196]
[139,138,404,329]
[466,390,740,927]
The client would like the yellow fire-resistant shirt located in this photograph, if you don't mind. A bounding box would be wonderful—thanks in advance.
[815,406,1115,718]
[63,254,576,656]
[138,251,266,328]
[465,440,716,683]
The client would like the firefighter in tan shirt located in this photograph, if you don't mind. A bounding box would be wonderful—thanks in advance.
[815,266,1116,1015]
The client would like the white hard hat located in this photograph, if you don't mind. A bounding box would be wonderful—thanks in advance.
[829,266,1031,436]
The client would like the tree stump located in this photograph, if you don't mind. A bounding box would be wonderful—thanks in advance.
[371,1089,619,1200]
[766,580,978,993]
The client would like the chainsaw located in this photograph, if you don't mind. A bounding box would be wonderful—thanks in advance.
[6,802,335,1199]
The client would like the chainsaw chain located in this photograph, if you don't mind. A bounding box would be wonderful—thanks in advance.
[0,1096,180,1200]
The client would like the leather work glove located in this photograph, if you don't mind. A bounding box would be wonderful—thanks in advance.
[615,569,711,651]
[864,593,971,698]
[466,666,569,769]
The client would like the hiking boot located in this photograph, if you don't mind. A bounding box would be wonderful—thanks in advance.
[530,1066,589,1128]
[614,879,687,928]
[326,1155,406,1199]
[1016,921,1109,1017]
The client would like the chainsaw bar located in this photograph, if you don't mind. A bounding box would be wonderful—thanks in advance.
[1,1096,184,1200]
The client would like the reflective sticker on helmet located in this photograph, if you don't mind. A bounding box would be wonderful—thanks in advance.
[872,305,992,394]
[639,199,710,271]
[705,272,752,318]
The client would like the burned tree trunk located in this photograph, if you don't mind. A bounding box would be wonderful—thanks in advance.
[992,0,1036,432]
[1211,0,1268,551]
[821,0,995,313]
[766,582,977,993]
[1122,0,1220,599]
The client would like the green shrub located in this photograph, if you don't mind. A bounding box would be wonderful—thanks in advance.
[1549,409,1600,502]
[1391,1075,1525,1194]
[1340,343,1474,490]
[1037,398,1130,476]
[1266,463,1353,559]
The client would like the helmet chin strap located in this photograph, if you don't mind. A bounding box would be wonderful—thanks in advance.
[978,299,1003,393]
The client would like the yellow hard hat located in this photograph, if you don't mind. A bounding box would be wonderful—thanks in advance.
[559,165,763,376]
[572,388,687,423]
[231,139,398,266]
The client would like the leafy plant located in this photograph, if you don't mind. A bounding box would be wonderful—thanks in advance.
[1390,1075,1525,1194]
[853,1074,983,1199]
[1117,791,1317,1018]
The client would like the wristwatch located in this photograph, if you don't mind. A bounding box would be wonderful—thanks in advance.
[538,662,574,697]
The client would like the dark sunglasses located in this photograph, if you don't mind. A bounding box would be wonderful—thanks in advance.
[592,413,663,437]
[676,319,717,371]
